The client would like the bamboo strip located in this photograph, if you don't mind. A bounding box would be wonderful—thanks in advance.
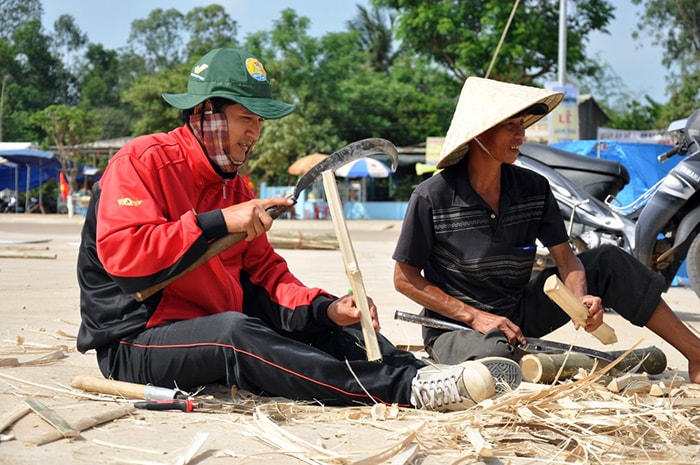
[321,169,381,361]
[25,403,135,446]
[0,405,31,434]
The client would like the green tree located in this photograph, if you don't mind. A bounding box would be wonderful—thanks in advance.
[31,105,99,214]
[604,97,663,130]
[51,14,88,105]
[185,5,239,60]
[2,19,63,141]
[80,44,132,138]
[631,0,700,122]
[0,0,43,41]
[659,70,700,128]
[373,0,614,84]
[127,8,186,71]
[347,5,401,72]
[121,65,188,136]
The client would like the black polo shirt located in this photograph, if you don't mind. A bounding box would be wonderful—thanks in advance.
[393,156,569,339]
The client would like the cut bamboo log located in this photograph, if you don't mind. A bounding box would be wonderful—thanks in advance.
[543,274,617,344]
[608,346,667,375]
[322,169,382,361]
[520,353,597,384]
[521,346,668,384]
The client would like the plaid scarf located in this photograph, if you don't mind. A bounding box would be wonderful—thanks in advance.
[188,112,238,174]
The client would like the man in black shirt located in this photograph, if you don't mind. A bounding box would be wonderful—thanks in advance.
[393,77,700,384]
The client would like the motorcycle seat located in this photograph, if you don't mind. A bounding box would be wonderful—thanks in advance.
[520,142,630,201]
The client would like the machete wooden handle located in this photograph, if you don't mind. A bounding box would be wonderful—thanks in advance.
[71,375,182,400]
[543,274,618,345]
[133,230,248,301]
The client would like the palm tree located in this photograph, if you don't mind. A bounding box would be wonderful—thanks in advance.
[347,5,401,73]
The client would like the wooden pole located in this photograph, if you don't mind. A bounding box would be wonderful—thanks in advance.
[543,274,617,344]
[321,170,382,361]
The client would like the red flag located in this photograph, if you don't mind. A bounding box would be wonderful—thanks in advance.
[59,172,69,202]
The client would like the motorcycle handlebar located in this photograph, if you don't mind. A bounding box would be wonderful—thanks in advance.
[658,145,680,163]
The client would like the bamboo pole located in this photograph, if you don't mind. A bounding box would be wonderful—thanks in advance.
[321,170,382,361]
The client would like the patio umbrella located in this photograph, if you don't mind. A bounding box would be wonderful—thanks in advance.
[334,157,393,203]
[288,153,328,176]
[334,157,392,178]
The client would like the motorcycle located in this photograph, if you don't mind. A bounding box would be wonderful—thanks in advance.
[517,107,700,299]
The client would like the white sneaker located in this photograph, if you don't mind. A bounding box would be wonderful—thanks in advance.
[410,360,496,411]
[477,356,522,395]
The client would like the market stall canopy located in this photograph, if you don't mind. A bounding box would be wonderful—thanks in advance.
[0,148,61,191]
[288,153,328,176]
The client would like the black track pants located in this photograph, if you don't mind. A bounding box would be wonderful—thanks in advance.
[97,311,425,407]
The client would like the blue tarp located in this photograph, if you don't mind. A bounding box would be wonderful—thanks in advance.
[0,149,61,192]
[550,140,679,207]
[551,140,688,285]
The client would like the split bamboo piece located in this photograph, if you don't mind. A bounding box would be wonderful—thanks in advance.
[25,398,79,439]
[543,274,618,344]
[25,403,135,447]
[606,373,651,394]
[321,169,382,361]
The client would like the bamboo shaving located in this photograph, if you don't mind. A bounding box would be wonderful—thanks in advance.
[3,364,700,463]
[239,375,700,464]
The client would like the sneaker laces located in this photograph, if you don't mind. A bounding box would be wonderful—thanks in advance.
[410,375,461,409]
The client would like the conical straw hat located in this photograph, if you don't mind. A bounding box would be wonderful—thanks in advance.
[437,77,564,169]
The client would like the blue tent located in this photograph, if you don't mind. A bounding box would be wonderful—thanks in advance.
[0,149,61,211]
[0,148,61,191]
[551,140,688,285]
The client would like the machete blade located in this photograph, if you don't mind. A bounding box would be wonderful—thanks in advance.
[292,137,399,201]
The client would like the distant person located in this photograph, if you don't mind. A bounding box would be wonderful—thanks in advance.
[76,48,519,412]
[393,77,700,383]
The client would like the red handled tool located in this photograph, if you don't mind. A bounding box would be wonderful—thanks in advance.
[134,399,201,412]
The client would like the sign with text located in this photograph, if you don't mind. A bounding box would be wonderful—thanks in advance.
[425,137,445,165]
[546,83,579,143]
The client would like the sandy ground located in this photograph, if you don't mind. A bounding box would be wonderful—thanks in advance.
[1,214,699,464]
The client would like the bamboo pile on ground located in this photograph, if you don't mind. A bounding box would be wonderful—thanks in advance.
[2,333,700,463]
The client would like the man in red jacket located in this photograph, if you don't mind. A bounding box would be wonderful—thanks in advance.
[76,48,520,411]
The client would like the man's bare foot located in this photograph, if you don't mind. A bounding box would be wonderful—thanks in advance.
[688,359,700,384]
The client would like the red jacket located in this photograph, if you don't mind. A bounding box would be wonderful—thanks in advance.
[77,126,333,352]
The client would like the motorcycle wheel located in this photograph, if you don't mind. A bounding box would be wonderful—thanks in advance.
[687,233,700,299]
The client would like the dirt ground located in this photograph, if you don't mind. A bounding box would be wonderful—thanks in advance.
[1,214,700,464]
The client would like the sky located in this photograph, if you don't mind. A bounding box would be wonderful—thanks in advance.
[41,0,670,103]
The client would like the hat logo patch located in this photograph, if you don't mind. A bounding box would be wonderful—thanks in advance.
[245,58,268,82]
[190,63,209,81]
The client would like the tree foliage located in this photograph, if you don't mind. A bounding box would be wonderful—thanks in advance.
[185,5,239,60]
[31,105,99,192]
[4,1,698,200]
[373,0,614,85]
[632,0,700,123]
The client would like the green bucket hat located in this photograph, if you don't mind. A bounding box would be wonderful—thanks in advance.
[162,48,295,119]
